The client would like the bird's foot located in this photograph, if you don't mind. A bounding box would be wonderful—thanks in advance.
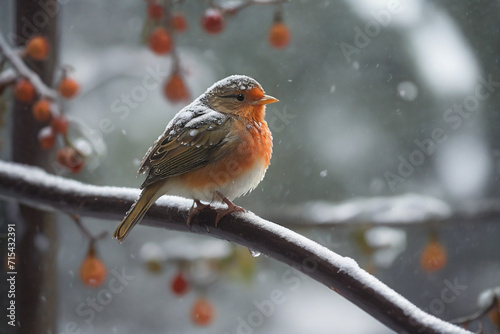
[214,191,245,227]
[187,199,210,228]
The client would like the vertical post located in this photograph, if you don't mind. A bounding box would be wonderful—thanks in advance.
[13,1,59,333]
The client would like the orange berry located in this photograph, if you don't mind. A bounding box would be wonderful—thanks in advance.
[145,259,163,274]
[14,79,36,103]
[56,146,84,173]
[79,250,107,288]
[38,126,55,150]
[58,77,79,99]
[148,27,172,55]
[164,72,189,102]
[26,36,49,60]
[51,115,68,135]
[191,298,214,326]
[170,271,189,296]
[147,2,164,21]
[268,22,290,49]
[32,99,52,122]
[172,13,188,32]
[201,8,224,34]
[420,240,447,272]
[489,308,500,328]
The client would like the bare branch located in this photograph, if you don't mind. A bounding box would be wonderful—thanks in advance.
[0,160,471,334]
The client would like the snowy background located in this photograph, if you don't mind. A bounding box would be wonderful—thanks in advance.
[1,0,500,333]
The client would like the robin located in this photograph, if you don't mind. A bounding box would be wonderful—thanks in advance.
[113,75,278,243]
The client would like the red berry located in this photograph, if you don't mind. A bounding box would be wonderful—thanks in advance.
[14,79,36,103]
[51,115,68,135]
[56,146,84,173]
[58,78,79,99]
[147,2,164,21]
[164,72,189,102]
[420,240,447,272]
[38,127,55,150]
[201,8,224,34]
[32,98,52,122]
[268,22,290,49]
[79,247,107,288]
[172,13,188,32]
[26,36,49,60]
[149,27,172,55]
[191,298,214,326]
[170,271,189,296]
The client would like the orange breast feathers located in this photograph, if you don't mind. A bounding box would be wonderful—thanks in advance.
[234,102,273,167]
[181,104,272,190]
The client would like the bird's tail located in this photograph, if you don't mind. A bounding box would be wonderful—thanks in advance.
[113,182,163,243]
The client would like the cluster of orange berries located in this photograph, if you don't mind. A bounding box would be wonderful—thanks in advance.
[144,0,190,103]
[142,253,216,326]
[143,0,290,104]
[4,36,84,173]
[169,269,215,326]
[198,6,291,50]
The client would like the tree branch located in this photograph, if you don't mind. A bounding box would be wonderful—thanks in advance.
[258,197,500,229]
[0,33,58,100]
[0,160,471,334]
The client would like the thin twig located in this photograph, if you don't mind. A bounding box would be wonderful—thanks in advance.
[70,213,108,241]
[450,295,497,326]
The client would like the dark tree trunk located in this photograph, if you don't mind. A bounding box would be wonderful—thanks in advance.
[13,1,59,333]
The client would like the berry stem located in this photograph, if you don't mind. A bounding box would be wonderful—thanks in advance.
[71,213,108,242]
[157,0,182,77]
[272,4,284,23]
[162,0,181,73]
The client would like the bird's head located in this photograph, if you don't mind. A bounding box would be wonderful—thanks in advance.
[201,75,278,118]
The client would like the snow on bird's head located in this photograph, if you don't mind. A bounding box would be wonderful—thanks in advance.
[204,75,263,96]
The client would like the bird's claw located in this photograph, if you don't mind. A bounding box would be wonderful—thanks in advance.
[214,191,245,227]
[186,199,210,228]
[187,194,245,228]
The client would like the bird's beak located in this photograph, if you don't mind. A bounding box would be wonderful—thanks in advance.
[255,94,279,105]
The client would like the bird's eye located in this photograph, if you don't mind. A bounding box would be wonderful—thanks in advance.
[236,93,245,101]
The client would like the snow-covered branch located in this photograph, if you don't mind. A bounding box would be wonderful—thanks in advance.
[0,33,57,99]
[261,195,500,228]
[0,160,471,334]
[0,68,16,85]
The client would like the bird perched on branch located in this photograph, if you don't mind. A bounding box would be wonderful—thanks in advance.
[113,75,278,243]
